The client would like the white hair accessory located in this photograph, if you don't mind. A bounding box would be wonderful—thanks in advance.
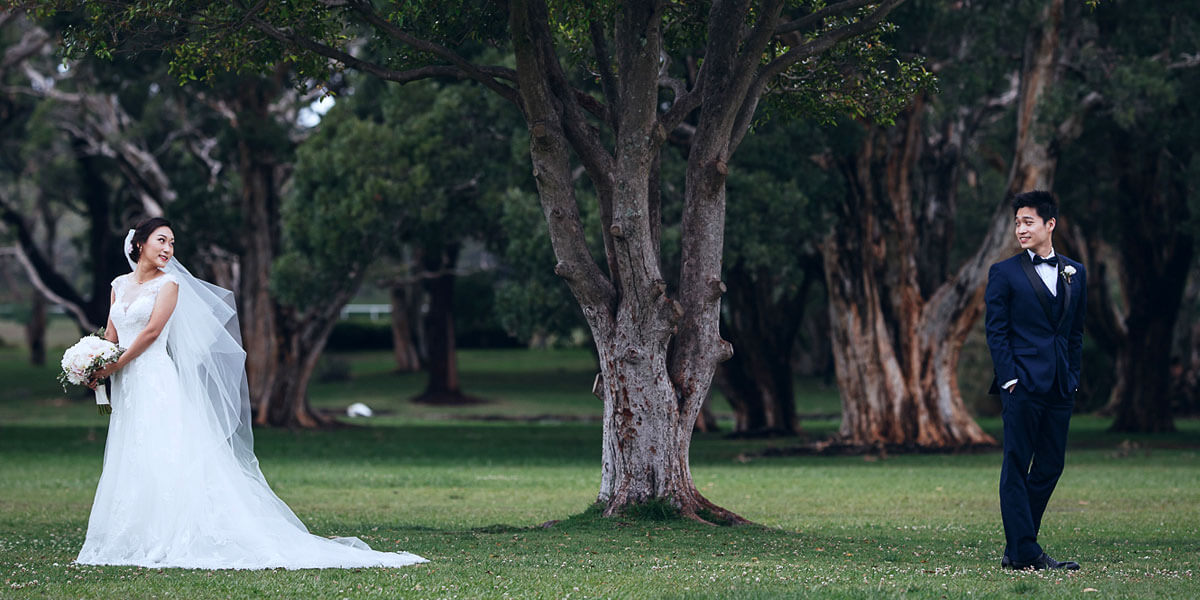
[123,229,137,271]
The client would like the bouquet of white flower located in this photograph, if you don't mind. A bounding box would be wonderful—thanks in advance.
[59,331,124,415]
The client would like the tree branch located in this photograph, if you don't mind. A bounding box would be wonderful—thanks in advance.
[775,0,875,35]
[659,82,703,134]
[245,15,519,105]
[343,0,522,104]
[762,0,905,84]
[1,18,49,73]
[0,194,96,329]
[585,1,620,132]
[730,0,905,152]
[510,0,615,314]
[11,60,172,216]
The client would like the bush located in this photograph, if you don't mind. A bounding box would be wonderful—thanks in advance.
[326,320,393,351]
[314,356,353,382]
[454,273,522,349]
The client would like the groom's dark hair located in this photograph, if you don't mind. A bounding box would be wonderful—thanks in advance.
[1011,190,1058,222]
[129,217,173,264]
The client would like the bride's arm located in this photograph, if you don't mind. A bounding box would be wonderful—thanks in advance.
[104,289,118,344]
[92,282,179,380]
[87,290,122,390]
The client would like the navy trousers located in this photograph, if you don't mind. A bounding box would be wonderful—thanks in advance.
[999,382,1073,564]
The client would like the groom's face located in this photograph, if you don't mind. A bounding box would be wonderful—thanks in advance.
[1014,207,1054,254]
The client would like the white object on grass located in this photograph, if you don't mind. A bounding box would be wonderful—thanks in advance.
[346,402,373,418]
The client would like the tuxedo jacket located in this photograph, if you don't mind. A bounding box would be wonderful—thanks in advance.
[984,252,1087,396]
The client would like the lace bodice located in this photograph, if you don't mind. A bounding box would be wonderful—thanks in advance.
[110,272,178,350]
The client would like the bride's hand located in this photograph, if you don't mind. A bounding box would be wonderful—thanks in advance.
[89,362,120,387]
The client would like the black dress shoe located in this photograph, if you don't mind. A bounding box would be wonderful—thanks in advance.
[1011,552,1080,571]
[1001,554,1011,568]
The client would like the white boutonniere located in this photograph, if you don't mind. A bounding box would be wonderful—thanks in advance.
[1062,265,1076,285]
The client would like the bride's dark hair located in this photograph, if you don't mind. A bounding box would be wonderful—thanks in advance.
[128,217,173,263]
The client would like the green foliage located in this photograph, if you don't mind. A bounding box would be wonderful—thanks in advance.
[273,112,410,307]
[453,271,523,349]
[37,0,930,129]
[494,188,595,345]
[723,120,844,272]
[760,20,936,127]
[275,69,513,307]
[1051,0,1199,242]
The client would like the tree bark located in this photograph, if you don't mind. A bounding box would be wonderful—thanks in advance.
[413,243,476,404]
[229,75,331,428]
[823,0,1071,449]
[389,280,422,373]
[508,0,742,522]
[1171,271,1200,416]
[254,291,356,427]
[1103,147,1193,433]
[823,124,996,448]
[715,258,822,436]
[25,292,46,366]
[693,395,720,433]
[25,196,56,366]
[504,0,907,519]
[1,143,123,332]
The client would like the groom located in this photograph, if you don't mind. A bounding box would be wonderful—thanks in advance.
[984,191,1085,571]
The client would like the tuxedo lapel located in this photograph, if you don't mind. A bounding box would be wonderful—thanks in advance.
[1018,253,1054,323]
[1057,261,1073,330]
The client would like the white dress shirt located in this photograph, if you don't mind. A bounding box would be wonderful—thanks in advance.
[1030,249,1059,297]
[1004,249,1059,392]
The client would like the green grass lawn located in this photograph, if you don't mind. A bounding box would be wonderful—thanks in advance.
[1,347,1198,599]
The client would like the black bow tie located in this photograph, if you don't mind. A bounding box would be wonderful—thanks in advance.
[1032,254,1058,266]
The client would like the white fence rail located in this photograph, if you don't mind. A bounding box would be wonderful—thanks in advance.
[339,303,392,321]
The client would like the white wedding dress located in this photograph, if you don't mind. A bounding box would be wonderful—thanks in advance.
[76,269,425,569]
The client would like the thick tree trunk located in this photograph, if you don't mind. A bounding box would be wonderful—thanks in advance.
[2,145,122,332]
[24,198,55,366]
[823,0,1071,450]
[231,76,329,428]
[1171,273,1200,416]
[26,292,46,366]
[507,0,904,519]
[1104,149,1193,433]
[716,262,812,436]
[389,281,422,373]
[693,395,719,433]
[78,150,122,326]
[823,151,995,448]
[509,0,743,522]
[254,299,351,427]
[413,244,476,404]
[1061,143,1193,432]
[1108,317,1178,432]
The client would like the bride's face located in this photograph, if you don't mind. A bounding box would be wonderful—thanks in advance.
[140,226,175,269]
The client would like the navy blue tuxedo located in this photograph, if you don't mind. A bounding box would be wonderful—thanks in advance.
[985,252,1086,396]
[984,250,1086,566]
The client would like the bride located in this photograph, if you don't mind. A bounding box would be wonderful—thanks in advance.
[78,217,426,569]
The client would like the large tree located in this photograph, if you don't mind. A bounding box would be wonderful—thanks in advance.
[298,72,515,404]
[1054,0,1199,433]
[820,0,1091,448]
[0,12,171,337]
[53,0,925,520]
